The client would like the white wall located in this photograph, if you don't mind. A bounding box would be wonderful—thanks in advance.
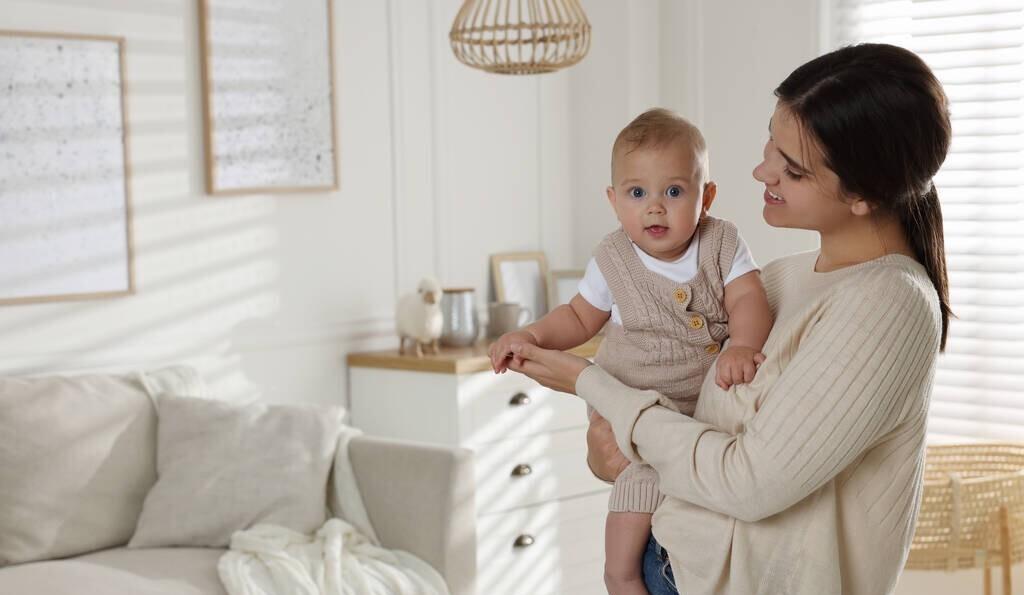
[690,0,821,262]
[0,0,648,407]
[565,1,660,264]
[0,0,529,402]
[0,0,394,404]
[567,0,819,270]
[0,0,822,402]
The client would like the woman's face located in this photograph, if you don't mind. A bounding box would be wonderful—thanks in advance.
[752,104,853,232]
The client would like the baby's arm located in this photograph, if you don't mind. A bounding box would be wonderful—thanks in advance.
[716,271,773,389]
[489,294,609,373]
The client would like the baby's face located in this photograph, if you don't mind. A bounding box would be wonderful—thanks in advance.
[607,140,708,262]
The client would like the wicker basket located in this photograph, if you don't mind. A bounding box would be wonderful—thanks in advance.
[907,443,1024,594]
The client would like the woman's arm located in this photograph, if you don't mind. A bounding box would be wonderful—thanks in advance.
[577,271,939,522]
[514,268,940,522]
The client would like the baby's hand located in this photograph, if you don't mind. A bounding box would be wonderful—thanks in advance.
[715,345,767,390]
[488,330,538,374]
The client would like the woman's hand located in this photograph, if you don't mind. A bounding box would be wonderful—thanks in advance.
[506,342,591,395]
[488,330,538,374]
[587,410,631,483]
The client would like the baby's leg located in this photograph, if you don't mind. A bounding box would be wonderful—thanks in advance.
[604,511,652,595]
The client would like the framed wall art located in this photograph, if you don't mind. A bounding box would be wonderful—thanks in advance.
[198,0,339,194]
[491,251,549,321]
[0,30,134,305]
[547,268,584,310]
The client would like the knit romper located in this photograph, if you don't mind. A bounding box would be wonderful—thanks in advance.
[593,215,739,513]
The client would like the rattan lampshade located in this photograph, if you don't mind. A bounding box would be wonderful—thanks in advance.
[449,0,591,75]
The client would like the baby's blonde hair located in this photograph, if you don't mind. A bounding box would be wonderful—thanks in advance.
[611,108,709,185]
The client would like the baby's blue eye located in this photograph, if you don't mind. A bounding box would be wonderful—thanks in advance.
[667,185,683,198]
[630,187,646,199]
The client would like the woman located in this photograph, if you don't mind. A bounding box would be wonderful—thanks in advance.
[507,43,951,595]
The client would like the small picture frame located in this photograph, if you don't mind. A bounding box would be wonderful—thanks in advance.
[547,269,585,310]
[491,252,549,322]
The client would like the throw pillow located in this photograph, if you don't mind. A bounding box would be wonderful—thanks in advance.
[128,394,343,548]
[0,366,204,566]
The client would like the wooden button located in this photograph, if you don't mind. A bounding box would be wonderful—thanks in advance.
[705,344,720,355]
[674,288,688,303]
[689,317,704,330]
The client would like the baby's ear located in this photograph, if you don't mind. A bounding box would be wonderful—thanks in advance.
[701,181,718,215]
[605,186,616,208]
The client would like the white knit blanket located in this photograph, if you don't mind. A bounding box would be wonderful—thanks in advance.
[217,519,448,595]
[217,426,448,595]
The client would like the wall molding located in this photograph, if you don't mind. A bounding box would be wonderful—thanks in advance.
[659,0,703,124]
[387,0,439,294]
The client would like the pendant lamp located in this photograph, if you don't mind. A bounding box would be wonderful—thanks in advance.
[449,0,591,75]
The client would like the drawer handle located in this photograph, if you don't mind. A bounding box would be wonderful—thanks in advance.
[510,463,533,477]
[513,534,535,548]
[508,392,531,406]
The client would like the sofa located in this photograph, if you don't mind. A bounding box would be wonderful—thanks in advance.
[0,366,476,595]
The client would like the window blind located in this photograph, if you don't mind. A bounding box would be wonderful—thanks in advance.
[832,0,1024,442]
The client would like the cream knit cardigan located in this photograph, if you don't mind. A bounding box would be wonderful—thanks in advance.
[576,250,941,595]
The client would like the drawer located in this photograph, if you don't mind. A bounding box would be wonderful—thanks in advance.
[458,371,588,446]
[476,490,608,595]
[474,426,610,514]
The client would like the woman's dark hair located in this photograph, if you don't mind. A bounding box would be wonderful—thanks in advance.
[775,43,952,351]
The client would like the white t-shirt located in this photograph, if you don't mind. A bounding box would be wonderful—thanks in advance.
[578,233,759,325]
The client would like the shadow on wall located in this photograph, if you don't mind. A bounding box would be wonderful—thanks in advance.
[0,5,286,401]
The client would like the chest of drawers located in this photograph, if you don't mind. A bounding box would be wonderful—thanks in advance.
[348,339,609,595]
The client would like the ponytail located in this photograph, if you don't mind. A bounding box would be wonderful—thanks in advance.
[775,44,953,350]
[898,184,952,351]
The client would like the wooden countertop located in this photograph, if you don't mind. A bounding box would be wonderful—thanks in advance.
[347,336,602,375]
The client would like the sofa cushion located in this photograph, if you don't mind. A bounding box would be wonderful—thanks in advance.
[0,546,226,595]
[0,366,205,567]
[129,394,344,548]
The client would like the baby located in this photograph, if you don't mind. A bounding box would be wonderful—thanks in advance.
[489,108,773,595]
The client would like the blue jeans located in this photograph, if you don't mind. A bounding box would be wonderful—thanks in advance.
[642,534,678,594]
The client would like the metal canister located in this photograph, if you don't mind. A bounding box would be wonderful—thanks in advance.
[440,287,480,347]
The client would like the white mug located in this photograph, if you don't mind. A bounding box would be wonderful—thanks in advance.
[487,302,533,337]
